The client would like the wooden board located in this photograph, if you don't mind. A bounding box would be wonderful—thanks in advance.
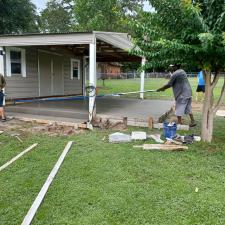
[134,144,188,151]
[21,141,73,225]
[0,144,38,172]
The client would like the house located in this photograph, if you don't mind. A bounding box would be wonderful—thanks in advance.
[97,62,122,79]
[0,31,145,123]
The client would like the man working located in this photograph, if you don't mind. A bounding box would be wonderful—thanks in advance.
[0,73,6,122]
[157,64,196,127]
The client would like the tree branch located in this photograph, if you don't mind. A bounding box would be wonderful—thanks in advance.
[213,75,225,114]
[211,70,220,90]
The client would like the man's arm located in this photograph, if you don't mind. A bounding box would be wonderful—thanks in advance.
[157,84,171,92]
[156,72,177,92]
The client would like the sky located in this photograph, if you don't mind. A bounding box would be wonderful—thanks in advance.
[32,0,47,10]
[32,0,152,11]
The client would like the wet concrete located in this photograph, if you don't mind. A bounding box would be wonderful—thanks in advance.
[6,97,174,121]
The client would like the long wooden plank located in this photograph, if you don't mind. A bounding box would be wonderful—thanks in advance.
[0,143,38,172]
[21,141,73,225]
[134,144,188,151]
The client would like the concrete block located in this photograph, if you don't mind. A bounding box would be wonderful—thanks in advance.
[216,110,225,117]
[131,131,147,140]
[109,132,131,143]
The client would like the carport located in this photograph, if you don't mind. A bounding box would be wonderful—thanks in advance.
[0,31,149,124]
[6,97,174,124]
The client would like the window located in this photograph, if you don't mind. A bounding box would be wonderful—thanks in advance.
[6,47,26,77]
[71,59,80,80]
[10,51,22,74]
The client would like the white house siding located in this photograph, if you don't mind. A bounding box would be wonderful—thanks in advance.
[4,47,83,99]
[5,47,39,99]
[63,57,83,95]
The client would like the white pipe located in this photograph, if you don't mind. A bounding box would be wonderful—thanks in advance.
[89,36,96,122]
[21,141,73,225]
[0,47,5,106]
[140,57,146,99]
[0,143,38,172]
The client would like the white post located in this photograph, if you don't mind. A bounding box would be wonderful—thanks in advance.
[140,57,146,99]
[82,56,86,96]
[89,37,97,122]
[0,47,5,106]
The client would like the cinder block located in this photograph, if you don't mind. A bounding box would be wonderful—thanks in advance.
[109,132,131,143]
[131,131,147,140]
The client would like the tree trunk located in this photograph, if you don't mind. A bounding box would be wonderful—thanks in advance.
[201,71,214,142]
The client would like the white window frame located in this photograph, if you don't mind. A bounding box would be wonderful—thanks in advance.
[71,58,80,80]
[6,47,26,77]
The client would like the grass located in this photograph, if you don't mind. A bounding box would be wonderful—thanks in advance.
[97,78,225,104]
[1,115,225,224]
[1,78,225,224]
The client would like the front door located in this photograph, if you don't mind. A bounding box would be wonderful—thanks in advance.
[39,52,63,97]
[39,52,52,96]
[52,55,63,95]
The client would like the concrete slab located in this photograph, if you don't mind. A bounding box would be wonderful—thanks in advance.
[6,97,174,122]
[96,98,174,120]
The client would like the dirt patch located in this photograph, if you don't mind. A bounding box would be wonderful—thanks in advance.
[192,102,203,112]
[30,123,85,136]
[192,102,225,113]
[0,119,85,138]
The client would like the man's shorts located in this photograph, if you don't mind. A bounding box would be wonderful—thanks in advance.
[175,97,192,116]
[196,85,205,93]
[0,91,4,107]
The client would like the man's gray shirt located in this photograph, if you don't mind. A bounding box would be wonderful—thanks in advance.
[167,69,192,100]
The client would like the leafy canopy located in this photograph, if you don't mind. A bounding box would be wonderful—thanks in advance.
[39,0,73,33]
[132,0,225,71]
[73,0,144,32]
[0,0,38,34]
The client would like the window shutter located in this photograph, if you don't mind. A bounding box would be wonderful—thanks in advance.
[70,58,73,80]
[21,49,26,77]
[6,48,11,77]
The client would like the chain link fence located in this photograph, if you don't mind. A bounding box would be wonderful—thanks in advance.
[97,72,225,80]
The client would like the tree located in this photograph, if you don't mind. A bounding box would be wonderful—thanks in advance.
[0,0,38,34]
[73,0,144,32]
[39,0,73,33]
[132,0,225,142]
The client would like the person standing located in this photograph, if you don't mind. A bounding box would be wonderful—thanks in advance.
[0,73,6,122]
[157,64,196,127]
[196,70,205,102]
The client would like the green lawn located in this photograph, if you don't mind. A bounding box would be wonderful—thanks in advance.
[97,78,224,103]
[1,115,225,224]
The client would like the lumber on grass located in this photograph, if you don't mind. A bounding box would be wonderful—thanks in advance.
[134,144,188,151]
[0,143,38,172]
[21,141,73,225]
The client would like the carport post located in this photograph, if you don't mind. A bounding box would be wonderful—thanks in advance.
[89,37,97,123]
[0,47,5,106]
[140,57,146,99]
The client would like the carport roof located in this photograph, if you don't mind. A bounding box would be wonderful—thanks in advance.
[0,31,133,51]
[0,31,141,62]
